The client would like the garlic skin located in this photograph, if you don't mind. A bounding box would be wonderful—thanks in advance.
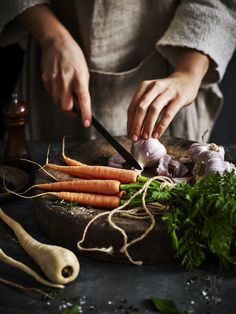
[169,158,189,177]
[205,157,236,176]
[156,154,172,176]
[190,143,235,177]
[156,154,189,177]
[108,154,126,168]
[131,138,166,168]
[189,143,225,162]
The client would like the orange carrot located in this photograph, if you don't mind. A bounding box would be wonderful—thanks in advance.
[49,191,120,209]
[35,179,121,195]
[62,136,84,166]
[4,186,122,209]
[46,164,139,183]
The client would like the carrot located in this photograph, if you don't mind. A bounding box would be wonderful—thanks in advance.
[0,209,80,285]
[32,179,121,195]
[49,191,121,209]
[3,184,122,209]
[62,136,84,166]
[46,163,140,183]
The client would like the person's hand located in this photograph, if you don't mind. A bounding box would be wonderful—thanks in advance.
[41,34,91,127]
[18,4,91,127]
[127,71,201,141]
[127,48,209,141]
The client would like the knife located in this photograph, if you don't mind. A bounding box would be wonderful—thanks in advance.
[72,100,142,170]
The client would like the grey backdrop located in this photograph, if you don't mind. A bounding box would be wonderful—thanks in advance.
[210,50,236,145]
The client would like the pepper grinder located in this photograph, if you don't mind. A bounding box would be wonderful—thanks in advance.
[2,94,30,171]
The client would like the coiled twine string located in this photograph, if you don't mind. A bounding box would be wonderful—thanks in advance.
[77,176,174,265]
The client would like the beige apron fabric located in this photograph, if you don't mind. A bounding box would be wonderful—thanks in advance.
[18,44,169,141]
[4,0,231,141]
[168,84,223,141]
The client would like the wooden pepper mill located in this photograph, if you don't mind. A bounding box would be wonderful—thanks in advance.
[2,94,30,171]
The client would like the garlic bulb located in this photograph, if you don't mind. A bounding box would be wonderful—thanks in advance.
[189,142,225,162]
[131,138,166,168]
[205,157,231,176]
[191,145,235,177]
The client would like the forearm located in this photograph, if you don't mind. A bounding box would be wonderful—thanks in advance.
[171,48,210,84]
[128,48,210,140]
[17,4,70,48]
[18,4,91,124]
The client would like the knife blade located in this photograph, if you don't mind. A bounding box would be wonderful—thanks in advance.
[72,101,142,170]
[91,115,142,170]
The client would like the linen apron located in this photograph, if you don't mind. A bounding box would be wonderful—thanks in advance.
[2,0,231,142]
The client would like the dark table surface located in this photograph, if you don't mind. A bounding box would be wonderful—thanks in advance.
[0,141,236,314]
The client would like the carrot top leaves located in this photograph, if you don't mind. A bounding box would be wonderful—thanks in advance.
[162,171,236,269]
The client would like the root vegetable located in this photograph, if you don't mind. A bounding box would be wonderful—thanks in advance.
[3,188,122,209]
[33,179,121,195]
[62,136,84,166]
[48,192,121,209]
[46,163,140,183]
[0,277,54,298]
[0,249,64,289]
[0,209,80,285]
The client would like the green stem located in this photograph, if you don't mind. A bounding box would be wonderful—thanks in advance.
[137,175,149,183]
[120,177,161,192]
[120,197,154,206]
[120,183,144,191]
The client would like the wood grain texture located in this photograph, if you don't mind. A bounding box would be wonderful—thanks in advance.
[35,136,193,264]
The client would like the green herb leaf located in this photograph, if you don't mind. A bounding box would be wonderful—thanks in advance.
[151,297,182,314]
[162,172,236,269]
[62,304,81,314]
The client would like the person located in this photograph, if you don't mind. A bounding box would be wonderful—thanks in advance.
[0,1,235,142]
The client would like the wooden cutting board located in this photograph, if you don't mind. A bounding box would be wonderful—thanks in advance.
[35,136,193,264]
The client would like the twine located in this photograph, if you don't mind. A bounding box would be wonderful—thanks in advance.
[77,176,175,265]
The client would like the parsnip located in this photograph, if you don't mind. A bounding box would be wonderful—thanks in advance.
[0,208,80,285]
[0,249,64,289]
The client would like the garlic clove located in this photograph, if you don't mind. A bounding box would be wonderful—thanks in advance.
[155,154,172,176]
[205,158,229,176]
[188,143,209,161]
[169,158,189,177]
[131,138,166,168]
[108,154,126,168]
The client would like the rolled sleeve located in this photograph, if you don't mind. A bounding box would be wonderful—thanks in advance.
[0,0,49,46]
[156,0,236,83]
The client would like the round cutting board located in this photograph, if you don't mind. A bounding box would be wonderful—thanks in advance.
[35,136,193,264]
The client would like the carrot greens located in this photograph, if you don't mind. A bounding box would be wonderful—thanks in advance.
[162,172,236,269]
[119,171,236,268]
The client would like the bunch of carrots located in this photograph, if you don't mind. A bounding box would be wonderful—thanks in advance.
[17,141,159,210]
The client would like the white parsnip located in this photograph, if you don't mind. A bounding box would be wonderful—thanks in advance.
[0,208,80,285]
[0,249,64,289]
[0,276,54,298]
